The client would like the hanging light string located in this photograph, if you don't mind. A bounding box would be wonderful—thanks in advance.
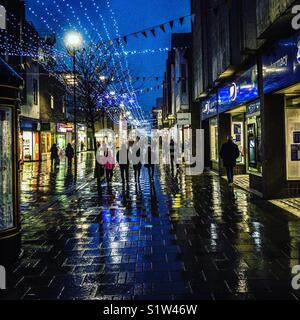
[105,0,145,123]
[26,1,129,124]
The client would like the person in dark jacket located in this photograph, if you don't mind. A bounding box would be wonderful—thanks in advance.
[219,136,240,186]
[50,143,59,168]
[145,144,155,182]
[65,143,75,168]
[133,136,142,183]
[116,143,130,186]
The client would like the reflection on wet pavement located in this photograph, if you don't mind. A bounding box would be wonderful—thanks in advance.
[1,154,300,300]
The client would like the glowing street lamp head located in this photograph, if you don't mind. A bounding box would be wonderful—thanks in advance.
[64,31,83,50]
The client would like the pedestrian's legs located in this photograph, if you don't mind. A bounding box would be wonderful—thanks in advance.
[125,166,129,184]
[106,169,110,183]
[230,166,234,183]
[226,166,233,184]
[171,156,174,173]
[151,165,154,179]
[134,168,137,182]
[120,166,125,184]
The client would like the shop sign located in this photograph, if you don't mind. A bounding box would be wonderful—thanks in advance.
[262,29,300,94]
[218,65,259,113]
[56,123,74,133]
[247,101,260,115]
[202,94,217,120]
[177,113,191,126]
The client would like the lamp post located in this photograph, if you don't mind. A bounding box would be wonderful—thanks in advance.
[64,31,83,183]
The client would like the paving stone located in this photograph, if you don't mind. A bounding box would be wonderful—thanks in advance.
[1,153,300,300]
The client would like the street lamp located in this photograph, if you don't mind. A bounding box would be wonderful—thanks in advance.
[64,31,83,183]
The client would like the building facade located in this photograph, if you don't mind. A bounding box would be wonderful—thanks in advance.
[192,0,300,199]
[162,33,199,158]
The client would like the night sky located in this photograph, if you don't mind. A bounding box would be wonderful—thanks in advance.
[26,0,191,119]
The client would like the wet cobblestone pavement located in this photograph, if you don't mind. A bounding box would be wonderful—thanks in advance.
[1,153,300,300]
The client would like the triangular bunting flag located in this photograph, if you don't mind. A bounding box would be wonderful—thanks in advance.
[150,29,156,37]
[179,17,184,26]
[160,24,166,33]
[123,36,127,44]
[142,31,148,38]
[169,20,174,29]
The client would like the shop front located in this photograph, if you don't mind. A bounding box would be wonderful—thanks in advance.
[56,123,74,155]
[77,124,87,152]
[0,58,23,264]
[40,122,56,161]
[201,94,218,170]
[201,62,261,189]
[20,118,40,162]
[260,29,300,198]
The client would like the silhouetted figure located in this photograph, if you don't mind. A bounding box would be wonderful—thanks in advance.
[50,143,59,168]
[117,144,129,186]
[145,145,155,182]
[104,145,114,183]
[65,143,75,168]
[133,136,142,183]
[219,136,240,186]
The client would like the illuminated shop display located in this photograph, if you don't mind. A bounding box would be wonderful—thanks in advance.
[231,114,244,165]
[0,57,23,261]
[0,107,13,231]
[209,117,218,162]
[285,95,300,180]
[246,101,262,175]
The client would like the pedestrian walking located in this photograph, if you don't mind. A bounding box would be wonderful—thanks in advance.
[50,143,59,168]
[133,136,142,183]
[219,136,240,186]
[65,143,74,168]
[145,144,155,182]
[104,143,115,183]
[116,143,130,186]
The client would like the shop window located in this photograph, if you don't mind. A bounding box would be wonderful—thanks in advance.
[0,107,14,230]
[246,101,262,175]
[0,5,6,30]
[209,117,218,162]
[231,114,245,165]
[285,96,300,180]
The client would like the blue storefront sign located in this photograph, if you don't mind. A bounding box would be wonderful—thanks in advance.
[202,64,258,119]
[218,65,259,113]
[202,94,217,120]
[20,118,39,130]
[262,30,300,94]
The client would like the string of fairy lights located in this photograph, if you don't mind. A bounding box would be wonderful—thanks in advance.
[1,0,191,127]
[27,0,132,124]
